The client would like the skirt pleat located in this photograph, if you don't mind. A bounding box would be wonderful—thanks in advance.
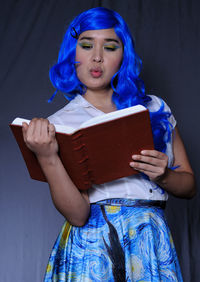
[44,199,183,282]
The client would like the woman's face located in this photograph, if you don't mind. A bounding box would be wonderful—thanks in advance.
[75,28,123,92]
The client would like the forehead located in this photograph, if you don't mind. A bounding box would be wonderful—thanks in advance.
[78,28,121,42]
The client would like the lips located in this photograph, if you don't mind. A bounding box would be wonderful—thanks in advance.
[90,67,103,78]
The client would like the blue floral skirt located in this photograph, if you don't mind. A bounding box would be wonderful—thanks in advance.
[44,199,183,281]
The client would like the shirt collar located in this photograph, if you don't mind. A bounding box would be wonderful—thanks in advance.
[75,94,105,114]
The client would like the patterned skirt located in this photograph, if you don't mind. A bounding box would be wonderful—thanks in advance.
[44,199,183,281]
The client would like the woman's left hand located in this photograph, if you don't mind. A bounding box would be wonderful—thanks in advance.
[129,150,168,182]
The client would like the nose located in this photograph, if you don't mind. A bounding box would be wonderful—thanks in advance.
[92,46,103,63]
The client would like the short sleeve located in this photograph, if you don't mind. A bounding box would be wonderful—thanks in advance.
[147,95,176,129]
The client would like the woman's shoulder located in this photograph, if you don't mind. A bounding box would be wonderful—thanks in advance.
[147,94,177,128]
[47,95,83,124]
[147,94,173,113]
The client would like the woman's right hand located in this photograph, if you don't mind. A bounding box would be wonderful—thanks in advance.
[22,118,58,159]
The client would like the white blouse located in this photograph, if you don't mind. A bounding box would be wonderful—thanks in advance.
[48,94,176,203]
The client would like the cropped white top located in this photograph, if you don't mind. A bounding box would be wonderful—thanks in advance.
[48,94,176,203]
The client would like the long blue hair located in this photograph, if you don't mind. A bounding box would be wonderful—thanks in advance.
[49,7,173,153]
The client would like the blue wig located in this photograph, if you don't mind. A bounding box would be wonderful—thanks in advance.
[49,7,173,153]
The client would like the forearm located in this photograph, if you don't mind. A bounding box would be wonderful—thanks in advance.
[155,168,196,198]
[22,119,90,226]
[37,153,90,226]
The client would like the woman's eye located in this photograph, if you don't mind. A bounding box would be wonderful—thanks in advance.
[104,45,120,51]
[79,43,93,49]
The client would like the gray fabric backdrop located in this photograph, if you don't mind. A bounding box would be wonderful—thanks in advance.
[0,0,199,281]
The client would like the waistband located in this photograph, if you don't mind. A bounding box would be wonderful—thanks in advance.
[93,199,166,209]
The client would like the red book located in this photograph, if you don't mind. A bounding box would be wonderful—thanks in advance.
[10,105,154,190]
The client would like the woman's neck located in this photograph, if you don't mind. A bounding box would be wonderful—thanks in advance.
[83,89,116,113]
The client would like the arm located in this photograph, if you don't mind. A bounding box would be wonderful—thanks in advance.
[129,127,196,198]
[22,118,90,226]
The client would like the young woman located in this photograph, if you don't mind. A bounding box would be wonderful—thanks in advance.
[22,7,195,281]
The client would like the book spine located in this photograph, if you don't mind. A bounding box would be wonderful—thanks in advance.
[71,132,93,190]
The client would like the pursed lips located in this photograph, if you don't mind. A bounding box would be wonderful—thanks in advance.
[90,67,103,78]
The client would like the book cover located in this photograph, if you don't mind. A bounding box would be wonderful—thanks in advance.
[10,106,154,190]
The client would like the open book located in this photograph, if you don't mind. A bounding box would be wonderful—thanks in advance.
[10,104,154,190]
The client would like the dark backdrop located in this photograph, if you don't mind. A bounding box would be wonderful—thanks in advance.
[0,0,199,281]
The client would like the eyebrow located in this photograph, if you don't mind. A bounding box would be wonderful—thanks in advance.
[79,37,120,44]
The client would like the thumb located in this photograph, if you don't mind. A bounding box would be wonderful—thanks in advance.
[22,122,29,140]
[48,123,56,137]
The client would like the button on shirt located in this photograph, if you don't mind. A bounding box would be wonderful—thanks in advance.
[48,94,176,203]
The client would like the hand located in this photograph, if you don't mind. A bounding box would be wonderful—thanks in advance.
[22,118,58,159]
[129,150,168,182]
